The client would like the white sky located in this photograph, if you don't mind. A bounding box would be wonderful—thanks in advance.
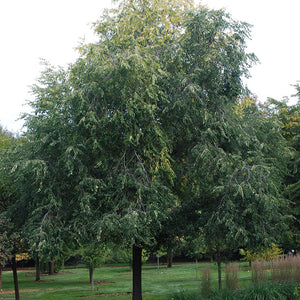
[0,0,299,134]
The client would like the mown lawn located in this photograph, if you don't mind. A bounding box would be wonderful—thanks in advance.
[0,262,252,299]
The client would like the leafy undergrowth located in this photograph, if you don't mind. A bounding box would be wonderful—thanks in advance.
[172,282,297,300]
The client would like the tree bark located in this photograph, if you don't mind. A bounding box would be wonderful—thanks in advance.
[89,265,94,291]
[167,248,173,268]
[132,245,142,300]
[216,247,222,290]
[12,255,20,300]
[157,256,160,273]
[0,266,2,291]
[49,260,54,275]
[196,258,198,280]
[35,256,40,281]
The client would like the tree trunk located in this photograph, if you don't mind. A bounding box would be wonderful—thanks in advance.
[132,245,142,300]
[89,265,94,291]
[35,256,40,281]
[49,260,54,275]
[12,256,20,300]
[167,248,173,268]
[196,258,198,280]
[216,247,222,290]
[0,266,2,291]
[157,256,160,273]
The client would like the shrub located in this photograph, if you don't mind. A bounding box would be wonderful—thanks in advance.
[172,282,297,300]
[294,283,300,299]
[240,243,283,264]
[238,281,296,300]
[172,291,200,300]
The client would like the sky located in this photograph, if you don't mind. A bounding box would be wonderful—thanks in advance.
[1,0,299,134]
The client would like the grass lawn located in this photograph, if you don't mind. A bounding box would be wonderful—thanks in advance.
[0,262,253,299]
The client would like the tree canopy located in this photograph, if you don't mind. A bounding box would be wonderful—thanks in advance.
[1,0,295,298]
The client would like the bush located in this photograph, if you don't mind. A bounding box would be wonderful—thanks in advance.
[294,283,300,299]
[172,291,201,300]
[240,244,283,264]
[238,282,296,300]
[172,282,296,300]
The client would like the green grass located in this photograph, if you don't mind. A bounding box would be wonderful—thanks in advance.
[0,262,266,299]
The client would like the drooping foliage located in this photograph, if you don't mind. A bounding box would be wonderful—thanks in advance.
[7,0,292,297]
[0,127,29,299]
[262,86,300,249]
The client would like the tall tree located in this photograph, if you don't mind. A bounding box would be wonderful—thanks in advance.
[23,1,190,297]
[21,0,290,297]
[70,1,186,297]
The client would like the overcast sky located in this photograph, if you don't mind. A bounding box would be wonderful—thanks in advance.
[1,0,299,134]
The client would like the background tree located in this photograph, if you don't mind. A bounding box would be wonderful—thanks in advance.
[192,97,289,289]
[0,128,27,300]
[19,62,81,278]
[159,5,289,287]
[0,214,12,291]
[263,86,300,250]
[80,243,110,291]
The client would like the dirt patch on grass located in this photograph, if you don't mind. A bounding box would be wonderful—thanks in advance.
[0,289,40,294]
[24,271,74,277]
[86,292,131,298]
[96,281,115,285]
[87,292,149,298]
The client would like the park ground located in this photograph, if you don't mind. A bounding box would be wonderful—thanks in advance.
[1,261,298,300]
[1,262,247,299]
